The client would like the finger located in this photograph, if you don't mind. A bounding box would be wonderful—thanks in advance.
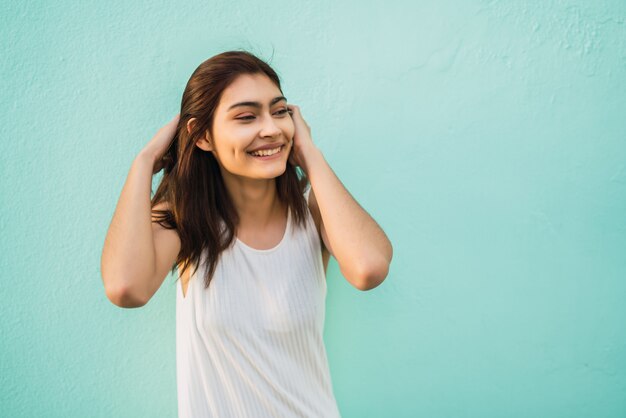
[287,107,303,122]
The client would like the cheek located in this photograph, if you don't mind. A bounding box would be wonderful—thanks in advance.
[216,130,250,156]
[284,119,295,139]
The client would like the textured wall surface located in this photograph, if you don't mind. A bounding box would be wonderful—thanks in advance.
[1,1,625,417]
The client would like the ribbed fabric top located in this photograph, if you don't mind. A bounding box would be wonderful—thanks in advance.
[176,187,341,418]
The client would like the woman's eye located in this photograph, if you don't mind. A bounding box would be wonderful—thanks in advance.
[236,109,287,121]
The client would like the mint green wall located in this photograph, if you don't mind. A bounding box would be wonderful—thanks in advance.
[1,1,625,417]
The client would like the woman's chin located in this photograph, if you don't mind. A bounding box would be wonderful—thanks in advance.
[245,163,288,180]
[263,165,288,179]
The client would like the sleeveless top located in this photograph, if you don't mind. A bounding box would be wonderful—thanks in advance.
[175,187,342,418]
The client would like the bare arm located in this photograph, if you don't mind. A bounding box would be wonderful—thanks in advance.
[305,148,393,291]
[100,116,181,308]
[287,105,392,291]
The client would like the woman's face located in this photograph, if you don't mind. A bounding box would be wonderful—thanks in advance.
[199,73,295,182]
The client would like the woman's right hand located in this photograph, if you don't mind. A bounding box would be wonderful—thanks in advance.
[140,114,180,175]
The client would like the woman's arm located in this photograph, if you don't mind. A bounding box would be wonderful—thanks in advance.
[305,149,392,290]
[101,115,181,307]
[287,105,393,291]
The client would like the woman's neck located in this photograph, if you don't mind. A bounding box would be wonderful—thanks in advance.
[222,175,284,229]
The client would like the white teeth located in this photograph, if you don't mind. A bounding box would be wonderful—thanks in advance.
[249,146,282,157]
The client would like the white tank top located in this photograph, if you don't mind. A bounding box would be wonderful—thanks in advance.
[175,187,342,417]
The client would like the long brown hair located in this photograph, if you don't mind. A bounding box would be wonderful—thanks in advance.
[151,50,310,290]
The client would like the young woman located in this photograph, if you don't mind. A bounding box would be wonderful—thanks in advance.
[101,50,392,417]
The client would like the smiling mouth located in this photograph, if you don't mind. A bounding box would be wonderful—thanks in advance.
[246,145,285,159]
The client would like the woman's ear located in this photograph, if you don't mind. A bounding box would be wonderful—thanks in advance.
[187,118,213,152]
[195,130,213,152]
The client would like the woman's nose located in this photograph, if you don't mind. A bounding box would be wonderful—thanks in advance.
[259,114,282,138]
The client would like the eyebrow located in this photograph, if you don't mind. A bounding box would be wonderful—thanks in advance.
[227,96,287,111]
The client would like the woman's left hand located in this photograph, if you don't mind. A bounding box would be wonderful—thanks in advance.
[287,104,318,172]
